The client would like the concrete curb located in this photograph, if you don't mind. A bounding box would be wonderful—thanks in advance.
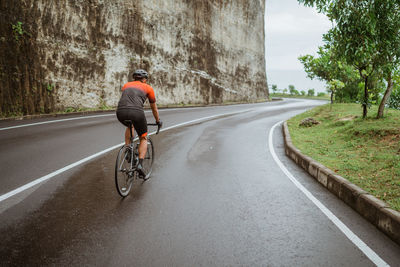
[282,121,400,245]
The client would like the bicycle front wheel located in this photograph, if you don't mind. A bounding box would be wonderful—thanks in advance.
[115,145,134,197]
[142,138,154,180]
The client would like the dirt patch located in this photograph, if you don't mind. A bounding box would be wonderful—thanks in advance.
[299,117,320,127]
[337,115,358,121]
[378,133,400,149]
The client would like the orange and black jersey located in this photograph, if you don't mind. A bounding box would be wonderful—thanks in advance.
[117,81,156,111]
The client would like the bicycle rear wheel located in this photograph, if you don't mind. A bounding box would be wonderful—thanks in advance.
[142,138,154,180]
[115,145,134,197]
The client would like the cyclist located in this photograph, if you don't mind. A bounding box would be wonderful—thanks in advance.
[116,69,162,177]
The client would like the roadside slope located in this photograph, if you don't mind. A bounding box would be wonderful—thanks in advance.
[284,103,400,244]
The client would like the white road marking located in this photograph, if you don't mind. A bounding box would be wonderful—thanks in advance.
[0,107,209,131]
[0,114,116,131]
[0,109,251,203]
[268,121,389,267]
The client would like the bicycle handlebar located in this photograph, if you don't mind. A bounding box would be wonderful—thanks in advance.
[148,123,162,134]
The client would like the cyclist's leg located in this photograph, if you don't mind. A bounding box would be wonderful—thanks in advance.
[136,125,148,177]
[124,126,134,145]
[117,109,135,145]
[131,110,148,160]
[138,133,148,160]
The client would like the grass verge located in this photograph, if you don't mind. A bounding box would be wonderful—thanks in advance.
[270,93,330,101]
[287,103,400,211]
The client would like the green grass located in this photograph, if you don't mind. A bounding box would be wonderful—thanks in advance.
[287,103,400,211]
[270,93,330,101]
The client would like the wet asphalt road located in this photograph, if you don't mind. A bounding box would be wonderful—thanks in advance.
[0,99,399,266]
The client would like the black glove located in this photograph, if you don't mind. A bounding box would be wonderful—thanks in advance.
[157,120,163,127]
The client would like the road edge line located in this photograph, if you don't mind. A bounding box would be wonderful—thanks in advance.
[0,114,116,131]
[282,121,400,246]
[269,121,389,267]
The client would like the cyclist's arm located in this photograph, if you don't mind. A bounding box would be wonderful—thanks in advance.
[147,85,160,123]
[150,102,160,123]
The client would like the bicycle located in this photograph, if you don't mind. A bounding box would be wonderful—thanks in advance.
[115,120,161,197]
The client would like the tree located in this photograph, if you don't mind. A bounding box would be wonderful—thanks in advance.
[299,46,359,104]
[271,84,278,94]
[386,73,400,110]
[327,79,344,104]
[388,87,400,110]
[300,90,306,96]
[388,83,400,110]
[299,48,332,82]
[289,85,296,95]
[371,2,400,117]
[307,89,315,96]
[298,0,400,118]
[283,88,288,95]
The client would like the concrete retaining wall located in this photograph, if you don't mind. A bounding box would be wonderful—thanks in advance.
[0,0,268,116]
[282,121,400,245]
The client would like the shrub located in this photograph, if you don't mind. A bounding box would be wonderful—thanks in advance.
[388,86,400,110]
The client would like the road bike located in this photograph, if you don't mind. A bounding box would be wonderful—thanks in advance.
[115,120,161,197]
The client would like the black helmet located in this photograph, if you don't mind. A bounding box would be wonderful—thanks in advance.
[133,69,148,80]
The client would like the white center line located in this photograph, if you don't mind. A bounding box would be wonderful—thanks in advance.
[268,121,389,267]
[0,109,251,203]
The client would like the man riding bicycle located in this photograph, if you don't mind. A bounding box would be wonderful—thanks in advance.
[116,69,162,178]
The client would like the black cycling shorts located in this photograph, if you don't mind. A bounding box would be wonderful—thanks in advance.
[116,109,148,137]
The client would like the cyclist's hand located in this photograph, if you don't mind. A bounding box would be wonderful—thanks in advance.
[156,120,162,134]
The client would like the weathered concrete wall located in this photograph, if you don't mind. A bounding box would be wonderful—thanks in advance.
[0,0,268,116]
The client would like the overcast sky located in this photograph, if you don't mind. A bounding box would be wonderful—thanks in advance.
[265,0,332,92]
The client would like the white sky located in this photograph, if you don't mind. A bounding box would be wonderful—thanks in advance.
[265,0,332,92]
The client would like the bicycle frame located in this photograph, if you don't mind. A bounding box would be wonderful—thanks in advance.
[124,120,161,169]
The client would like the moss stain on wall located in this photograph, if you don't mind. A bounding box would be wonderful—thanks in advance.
[0,0,268,117]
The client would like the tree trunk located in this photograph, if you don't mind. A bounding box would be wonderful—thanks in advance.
[363,76,369,118]
[330,86,336,104]
[377,74,394,118]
